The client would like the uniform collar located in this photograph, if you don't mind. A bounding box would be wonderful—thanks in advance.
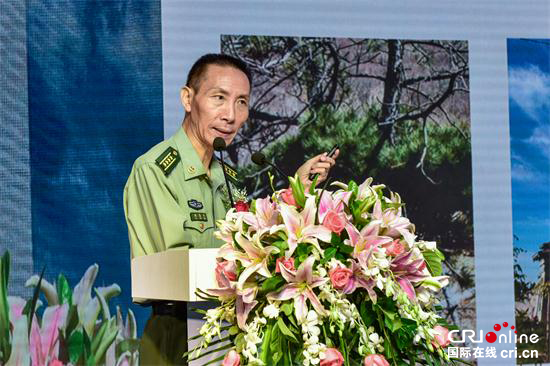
[210,157,226,191]
[173,127,208,181]
[173,127,226,189]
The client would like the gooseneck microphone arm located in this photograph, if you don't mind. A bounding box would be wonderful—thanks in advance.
[213,137,235,208]
[251,152,287,178]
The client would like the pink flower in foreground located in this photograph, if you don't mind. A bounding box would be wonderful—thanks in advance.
[364,354,390,366]
[383,239,405,257]
[318,190,351,222]
[275,257,295,273]
[267,256,328,323]
[323,210,347,234]
[215,260,237,285]
[320,348,344,366]
[50,359,64,366]
[390,251,427,301]
[280,195,332,258]
[222,349,241,366]
[432,325,451,348]
[30,304,69,366]
[329,266,354,292]
[280,188,297,206]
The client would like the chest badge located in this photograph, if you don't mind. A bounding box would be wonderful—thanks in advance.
[188,199,204,210]
[190,212,208,222]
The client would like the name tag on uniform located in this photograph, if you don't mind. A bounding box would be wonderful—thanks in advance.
[190,212,208,222]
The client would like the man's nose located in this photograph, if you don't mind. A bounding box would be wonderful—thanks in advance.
[222,102,236,123]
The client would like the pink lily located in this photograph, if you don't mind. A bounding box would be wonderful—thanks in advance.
[29,304,69,366]
[207,277,258,330]
[267,256,328,323]
[371,200,416,246]
[7,297,30,366]
[318,190,351,222]
[344,222,393,258]
[234,233,279,289]
[346,260,379,302]
[280,195,332,258]
[241,197,282,236]
[390,251,427,301]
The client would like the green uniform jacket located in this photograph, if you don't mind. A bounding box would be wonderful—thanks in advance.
[124,127,228,258]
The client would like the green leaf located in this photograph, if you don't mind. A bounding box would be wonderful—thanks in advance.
[320,247,337,264]
[260,322,273,364]
[338,242,353,255]
[57,274,72,306]
[261,276,285,293]
[68,330,84,364]
[92,318,118,363]
[272,240,288,252]
[0,251,11,364]
[348,180,359,199]
[289,174,306,208]
[270,324,283,365]
[65,305,80,336]
[359,301,375,327]
[423,250,443,276]
[277,318,298,343]
[116,339,140,354]
[280,302,293,317]
[27,265,46,336]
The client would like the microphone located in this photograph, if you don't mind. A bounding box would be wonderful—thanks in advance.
[213,137,235,208]
[251,152,287,178]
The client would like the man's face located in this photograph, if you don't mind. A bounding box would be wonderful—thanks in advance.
[182,64,250,148]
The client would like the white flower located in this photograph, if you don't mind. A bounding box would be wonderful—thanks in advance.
[369,332,381,344]
[262,304,280,319]
[418,241,437,250]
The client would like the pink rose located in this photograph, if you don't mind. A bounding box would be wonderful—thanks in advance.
[432,325,451,348]
[383,240,405,257]
[275,257,295,273]
[280,188,297,206]
[329,266,354,291]
[235,200,249,212]
[323,210,347,234]
[215,260,237,286]
[222,350,241,366]
[50,360,64,366]
[364,354,390,366]
[320,348,344,366]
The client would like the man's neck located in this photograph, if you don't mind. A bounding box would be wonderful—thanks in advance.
[182,121,213,175]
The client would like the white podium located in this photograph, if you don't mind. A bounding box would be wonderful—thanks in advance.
[130,248,219,303]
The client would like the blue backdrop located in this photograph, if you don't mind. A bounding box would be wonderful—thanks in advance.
[27,0,163,329]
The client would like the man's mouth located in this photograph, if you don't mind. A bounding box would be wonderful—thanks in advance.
[213,127,234,137]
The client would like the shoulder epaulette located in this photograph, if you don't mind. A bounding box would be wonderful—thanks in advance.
[216,157,239,184]
[155,146,180,176]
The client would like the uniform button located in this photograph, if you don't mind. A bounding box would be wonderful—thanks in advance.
[199,223,205,230]
[187,166,195,174]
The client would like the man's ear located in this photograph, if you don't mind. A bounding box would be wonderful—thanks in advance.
[180,86,193,113]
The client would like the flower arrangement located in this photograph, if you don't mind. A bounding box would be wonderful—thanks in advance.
[0,251,139,366]
[190,176,462,366]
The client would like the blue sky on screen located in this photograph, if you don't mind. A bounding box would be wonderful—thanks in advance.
[508,38,550,283]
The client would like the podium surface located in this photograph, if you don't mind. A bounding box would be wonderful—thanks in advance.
[131,248,219,302]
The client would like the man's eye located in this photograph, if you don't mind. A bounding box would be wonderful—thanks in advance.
[238,99,248,106]
[213,95,224,101]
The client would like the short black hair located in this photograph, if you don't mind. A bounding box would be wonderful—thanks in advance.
[185,53,252,92]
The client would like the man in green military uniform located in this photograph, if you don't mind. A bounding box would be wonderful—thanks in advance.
[124,54,338,365]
